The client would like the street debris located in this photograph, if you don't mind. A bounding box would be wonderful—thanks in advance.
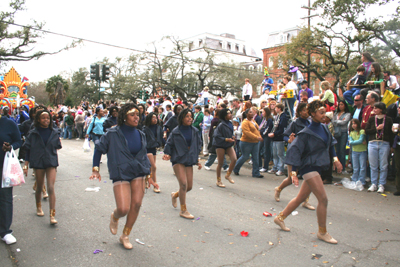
[263,212,272,217]
[93,249,103,254]
[311,254,322,260]
[240,231,249,237]
[291,211,298,216]
[85,187,100,192]
[135,239,145,245]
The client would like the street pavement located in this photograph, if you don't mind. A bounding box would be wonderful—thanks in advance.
[1,139,400,267]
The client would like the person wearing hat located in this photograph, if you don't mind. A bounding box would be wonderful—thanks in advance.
[288,66,304,91]
[261,74,274,94]
[298,80,313,101]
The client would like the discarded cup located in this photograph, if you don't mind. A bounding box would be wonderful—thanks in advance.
[291,211,298,216]
[263,212,272,217]
[240,231,249,237]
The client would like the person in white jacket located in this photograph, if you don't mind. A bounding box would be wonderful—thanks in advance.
[242,78,253,101]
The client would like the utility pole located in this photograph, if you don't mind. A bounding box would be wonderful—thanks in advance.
[301,0,318,84]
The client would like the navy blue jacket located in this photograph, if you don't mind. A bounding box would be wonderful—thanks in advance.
[260,118,274,138]
[272,112,288,141]
[95,126,151,181]
[23,128,62,169]
[0,117,22,172]
[283,118,309,142]
[285,124,337,171]
[212,120,234,149]
[143,125,163,149]
[164,126,201,166]
[164,115,179,134]
[103,116,117,132]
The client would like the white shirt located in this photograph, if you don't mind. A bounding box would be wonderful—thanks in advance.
[162,100,172,115]
[387,75,399,90]
[242,83,253,96]
[202,91,210,98]
[291,70,304,83]
[147,106,154,113]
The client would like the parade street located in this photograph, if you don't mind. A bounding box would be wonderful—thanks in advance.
[1,140,399,267]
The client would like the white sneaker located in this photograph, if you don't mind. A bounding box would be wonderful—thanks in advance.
[248,160,253,165]
[76,138,80,140]
[377,185,385,193]
[204,166,211,171]
[260,168,267,172]
[365,177,371,183]
[223,167,229,172]
[276,171,285,176]
[1,233,16,245]
[268,169,276,174]
[368,184,377,192]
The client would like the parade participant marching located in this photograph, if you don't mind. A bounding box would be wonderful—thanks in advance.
[143,112,163,193]
[89,103,151,250]
[274,103,315,210]
[163,105,183,140]
[163,109,202,219]
[274,100,342,244]
[23,110,62,225]
[212,109,237,188]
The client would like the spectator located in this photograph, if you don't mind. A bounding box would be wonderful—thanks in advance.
[233,109,263,178]
[332,99,351,172]
[268,103,288,176]
[202,109,213,156]
[233,118,242,159]
[392,104,400,196]
[320,81,336,111]
[258,107,274,172]
[261,74,274,94]
[0,109,22,245]
[383,71,400,96]
[288,65,304,91]
[163,105,182,140]
[63,111,74,139]
[192,106,204,134]
[344,65,367,105]
[231,98,242,119]
[298,80,313,101]
[351,94,365,122]
[74,109,85,140]
[349,119,367,188]
[242,78,253,101]
[201,87,210,106]
[365,102,393,193]
[282,75,297,118]
[321,111,335,184]
[361,62,384,99]
[361,92,379,129]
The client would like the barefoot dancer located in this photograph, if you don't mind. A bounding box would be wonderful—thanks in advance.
[274,100,342,244]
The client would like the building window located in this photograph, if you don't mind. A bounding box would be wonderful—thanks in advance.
[277,57,283,69]
[236,44,239,52]
[269,57,274,70]
[189,42,193,51]
[243,46,246,55]
[257,65,262,72]
[199,39,203,47]
[227,43,231,51]
[219,42,223,49]
[249,65,254,70]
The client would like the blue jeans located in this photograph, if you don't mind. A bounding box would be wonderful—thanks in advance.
[203,97,208,105]
[286,97,295,118]
[272,141,285,172]
[0,186,13,238]
[259,136,272,169]
[235,140,241,159]
[234,141,260,177]
[335,132,348,169]
[64,125,73,139]
[343,88,361,106]
[205,154,228,169]
[351,151,367,185]
[368,141,390,186]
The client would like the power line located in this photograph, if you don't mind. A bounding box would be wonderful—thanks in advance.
[3,21,263,74]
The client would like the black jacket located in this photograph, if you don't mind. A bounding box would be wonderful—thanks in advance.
[143,125,163,149]
[164,115,179,135]
[285,124,337,171]
[23,128,62,169]
[19,119,33,137]
[95,126,151,181]
[272,112,288,141]
[103,116,117,132]
[164,126,201,166]
[212,120,234,149]
[351,104,366,122]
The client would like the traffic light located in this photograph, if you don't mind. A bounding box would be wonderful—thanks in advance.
[90,64,100,81]
[138,90,143,99]
[102,65,110,82]
[144,91,150,101]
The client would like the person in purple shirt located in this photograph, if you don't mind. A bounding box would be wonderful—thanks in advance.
[298,80,313,101]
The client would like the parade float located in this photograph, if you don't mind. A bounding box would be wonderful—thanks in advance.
[0,67,35,110]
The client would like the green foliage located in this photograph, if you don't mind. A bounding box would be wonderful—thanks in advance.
[64,96,73,107]
[46,75,69,94]
[67,68,99,105]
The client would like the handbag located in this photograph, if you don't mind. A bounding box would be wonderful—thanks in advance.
[2,148,25,188]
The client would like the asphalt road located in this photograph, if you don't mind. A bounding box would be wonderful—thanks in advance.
[1,139,399,267]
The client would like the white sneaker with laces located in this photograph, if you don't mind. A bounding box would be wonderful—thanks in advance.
[377,184,385,193]
[248,160,253,165]
[260,168,267,172]
[276,171,285,176]
[368,184,377,192]
[204,166,211,171]
[1,233,16,245]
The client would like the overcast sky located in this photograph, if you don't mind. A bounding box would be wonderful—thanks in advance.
[1,0,393,83]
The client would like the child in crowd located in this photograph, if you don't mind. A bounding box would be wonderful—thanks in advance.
[349,119,367,188]
[344,65,367,105]
[233,118,242,159]
[277,83,285,103]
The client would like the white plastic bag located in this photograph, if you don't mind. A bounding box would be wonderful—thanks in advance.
[2,148,25,188]
[83,138,91,153]
[341,178,364,191]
